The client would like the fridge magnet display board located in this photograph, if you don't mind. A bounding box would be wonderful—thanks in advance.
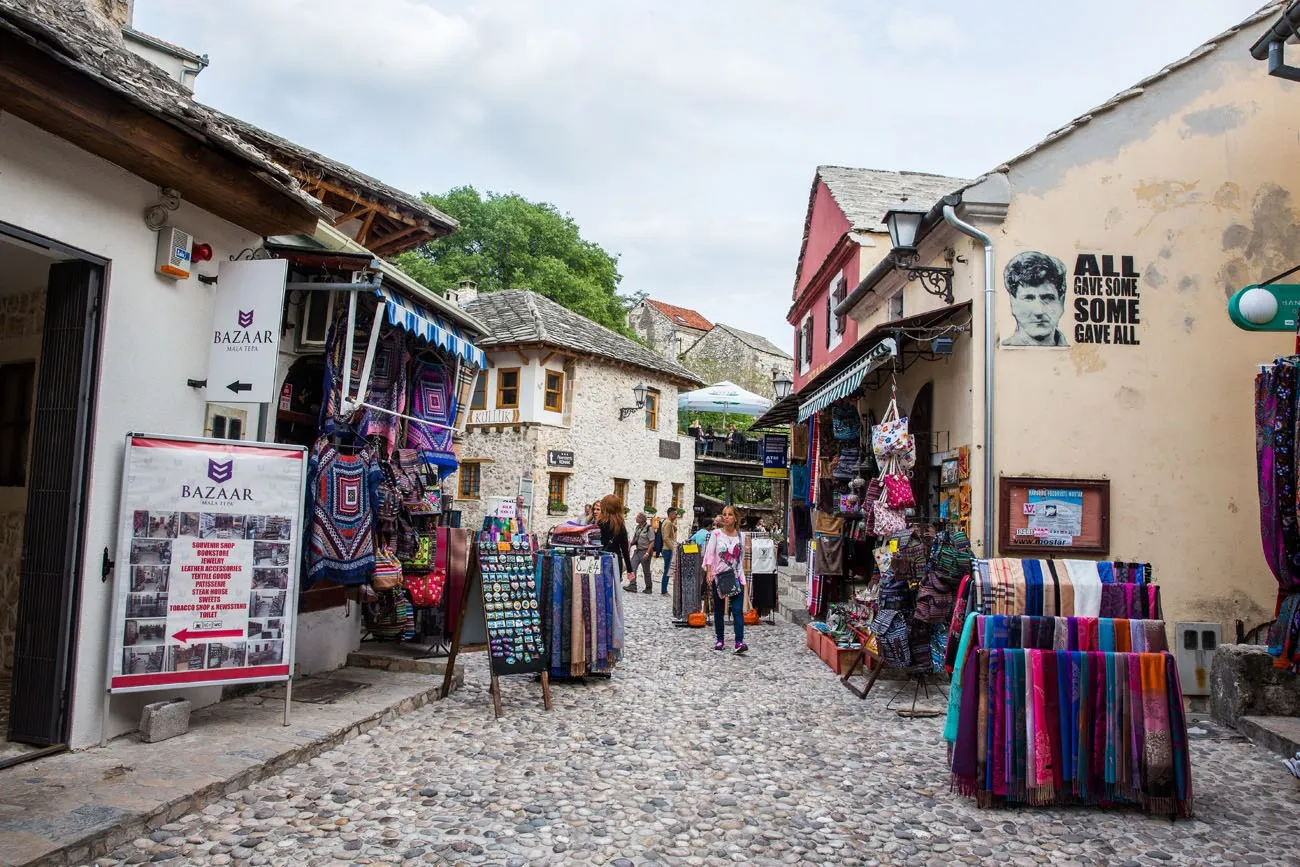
[998,476,1109,555]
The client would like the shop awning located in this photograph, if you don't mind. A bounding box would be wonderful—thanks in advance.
[749,393,799,430]
[797,337,897,422]
[374,286,487,369]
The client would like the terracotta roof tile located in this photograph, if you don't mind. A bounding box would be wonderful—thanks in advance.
[646,299,713,332]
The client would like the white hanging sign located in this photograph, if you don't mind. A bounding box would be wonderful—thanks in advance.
[206,259,288,404]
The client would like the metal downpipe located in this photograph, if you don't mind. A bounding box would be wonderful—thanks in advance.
[942,205,996,557]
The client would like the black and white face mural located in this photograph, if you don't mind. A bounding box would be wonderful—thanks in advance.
[1002,251,1142,348]
[1002,251,1069,347]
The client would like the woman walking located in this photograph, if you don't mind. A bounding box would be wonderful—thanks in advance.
[598,494,634,584]
[703,505,747,654]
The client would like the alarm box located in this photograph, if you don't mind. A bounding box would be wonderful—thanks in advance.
[156,227,193,280]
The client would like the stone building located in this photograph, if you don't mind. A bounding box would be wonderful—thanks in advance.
[681,323,792,400]
[457,288,703,537]
[626,298,712,358]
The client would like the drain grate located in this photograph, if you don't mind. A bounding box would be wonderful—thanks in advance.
[263,677,372,705]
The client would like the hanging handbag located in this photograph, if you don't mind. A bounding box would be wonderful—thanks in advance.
[882,472,915,510]
[831,402,861,441]
[364,587,416,640]
[406,567,446,608]
[713,566,741,599]
[872,489,908,537]
[372,546,404,590]
[402,532,436,571]
[871,609,911,668]
[871,395,912,459]
[814,534,845,576]
[814,510,844,535]
[914,571,956,624]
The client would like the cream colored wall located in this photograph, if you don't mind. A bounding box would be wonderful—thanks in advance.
[985,27,1296,632]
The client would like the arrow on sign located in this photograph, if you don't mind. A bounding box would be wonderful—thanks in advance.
[226,380,253,394]
[172,627,243,644]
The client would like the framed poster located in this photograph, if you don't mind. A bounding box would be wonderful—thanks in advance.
[998,476,1110,555]
[107,434,306,693]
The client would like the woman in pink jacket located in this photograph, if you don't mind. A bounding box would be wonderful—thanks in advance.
[703,505,747,654]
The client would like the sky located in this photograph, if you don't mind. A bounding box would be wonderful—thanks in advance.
[136,0,1271,350]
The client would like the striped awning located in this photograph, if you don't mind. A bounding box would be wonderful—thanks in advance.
[374,287,486,369]
[796,337,897,422]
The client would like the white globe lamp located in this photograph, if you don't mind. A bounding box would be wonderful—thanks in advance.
[1239,287,1279,325]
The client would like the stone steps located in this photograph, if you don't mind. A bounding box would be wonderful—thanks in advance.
[1237,715,1300,759]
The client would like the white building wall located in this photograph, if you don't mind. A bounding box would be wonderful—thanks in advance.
[0,113,275,747]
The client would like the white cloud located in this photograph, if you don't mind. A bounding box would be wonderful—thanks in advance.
[133,0,1268,345]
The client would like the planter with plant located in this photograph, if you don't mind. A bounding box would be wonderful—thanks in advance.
[548,501,568,515]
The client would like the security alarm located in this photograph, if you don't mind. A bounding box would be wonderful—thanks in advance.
[156,227,193,280]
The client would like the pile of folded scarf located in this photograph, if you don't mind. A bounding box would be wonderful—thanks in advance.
[832,447,859,480]
[548,521,601,549]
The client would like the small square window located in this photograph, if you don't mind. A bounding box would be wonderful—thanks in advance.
[459,462,482,499]
[470,372,487,410]
[496,368,520,409]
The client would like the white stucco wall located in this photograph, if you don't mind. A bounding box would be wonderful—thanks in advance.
[0,113,273,748]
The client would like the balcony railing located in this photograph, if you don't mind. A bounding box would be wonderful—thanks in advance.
[692,436,760,463]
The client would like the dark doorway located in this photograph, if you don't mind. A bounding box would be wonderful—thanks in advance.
[0,225,103,762]
[909,382,934,526]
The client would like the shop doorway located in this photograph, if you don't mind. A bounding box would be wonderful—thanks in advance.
[0,224,103,766]
[909,382,934,526]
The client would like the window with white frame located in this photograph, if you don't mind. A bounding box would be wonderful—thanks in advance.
[829,274,848,349]
[798,313,812,372]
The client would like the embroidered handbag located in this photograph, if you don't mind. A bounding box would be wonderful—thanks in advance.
[364,587,415,640]
[402,533,435,571]
[914,572,955,624]
[831,403,861,441]
[872,496,907,537]
[372,546,404,591]
[882,473,915,509]
[871,609,911,668]
[406,567,446,608]
[713,566,741,599]
[871,396,912,459]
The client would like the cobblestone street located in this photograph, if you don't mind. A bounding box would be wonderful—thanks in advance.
[88,594,1296,867]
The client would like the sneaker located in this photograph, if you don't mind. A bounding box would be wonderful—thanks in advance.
[714,640,725,651]
[734,642,749,655]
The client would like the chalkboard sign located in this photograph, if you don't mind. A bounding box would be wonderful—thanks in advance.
[476,537,547,676]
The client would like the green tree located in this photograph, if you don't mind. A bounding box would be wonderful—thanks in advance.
[396,186,634,334]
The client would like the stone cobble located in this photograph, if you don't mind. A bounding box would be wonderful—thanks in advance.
[84,593,1297,866]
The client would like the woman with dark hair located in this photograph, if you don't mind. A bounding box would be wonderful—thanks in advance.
[703,505,748,654]
[598,494,634,582]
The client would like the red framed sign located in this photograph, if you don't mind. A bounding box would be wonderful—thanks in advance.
[107,434,307,693]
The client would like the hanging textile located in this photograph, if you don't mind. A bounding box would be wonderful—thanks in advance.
[305,440,382,587]
[320,301,408,450]
[959,559,1161,621]
[407,355,457,471]
[674,544,703,621]
[539,550,624,677]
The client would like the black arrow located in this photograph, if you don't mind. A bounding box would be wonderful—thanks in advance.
[227,381,252,394]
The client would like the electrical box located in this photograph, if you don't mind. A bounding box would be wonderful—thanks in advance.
[1174,621,1221,696]
[155,227,193,280]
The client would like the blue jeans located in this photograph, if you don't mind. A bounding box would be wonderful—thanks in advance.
[712,582,744,644]
[661,549,673,593]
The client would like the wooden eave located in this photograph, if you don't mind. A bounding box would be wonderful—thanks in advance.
[296,175,444,256]
[0,33,318,237]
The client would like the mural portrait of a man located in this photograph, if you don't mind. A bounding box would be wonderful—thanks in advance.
[1002,251,1068,347]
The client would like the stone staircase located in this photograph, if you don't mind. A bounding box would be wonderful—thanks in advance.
[775,562,810,626]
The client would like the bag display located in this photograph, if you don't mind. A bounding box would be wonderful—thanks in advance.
[831,402,861,441]
[871,396,912,459]
[883,473,915,509]
[406,567,446,608]
[372,546,403,590]
[871,609,911,669]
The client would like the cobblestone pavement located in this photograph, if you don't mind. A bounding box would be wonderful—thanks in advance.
[88,594,1297,867]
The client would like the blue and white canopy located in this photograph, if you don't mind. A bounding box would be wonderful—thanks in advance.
[678,381,772,415]
[796,337,897,422]
[374,286,486,369]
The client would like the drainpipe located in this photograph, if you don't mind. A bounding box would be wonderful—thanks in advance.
[942,205,996,557]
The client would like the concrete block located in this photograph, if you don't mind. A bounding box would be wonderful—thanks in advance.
[139,698,191,743]
[1210,643,1300,727]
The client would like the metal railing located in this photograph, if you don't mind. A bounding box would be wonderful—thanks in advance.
[691,437,761,463]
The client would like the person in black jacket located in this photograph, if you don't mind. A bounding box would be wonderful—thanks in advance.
[598,494,634,582]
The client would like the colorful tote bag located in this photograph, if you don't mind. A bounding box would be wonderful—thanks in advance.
[871,396,913,460]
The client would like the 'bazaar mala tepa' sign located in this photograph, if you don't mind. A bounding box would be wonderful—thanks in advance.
[107,434,306,693]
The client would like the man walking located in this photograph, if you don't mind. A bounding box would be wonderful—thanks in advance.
[624,512,655,593]
[659,507,679,595]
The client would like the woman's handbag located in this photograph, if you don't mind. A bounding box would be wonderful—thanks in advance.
[871,396,912,459]
[713,566,741,599]
[372,546,403,591]
[687,612,707,627]
[743,608,760,626]
[406,567,446,608]
[914,571,956,624]
[872,492,908,537]
[402,533,435,571]
[871,609,911,668]
[814,510,844,535]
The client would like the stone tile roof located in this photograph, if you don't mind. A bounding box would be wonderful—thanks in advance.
[463,290,704,387]
[710,324,791,360]
[646,299,713,332]
[816,166,970,233]
[0,0,325,218]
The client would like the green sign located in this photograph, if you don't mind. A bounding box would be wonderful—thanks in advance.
[1228,284,1300,331]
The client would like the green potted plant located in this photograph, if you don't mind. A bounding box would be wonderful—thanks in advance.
[645,506,657,516]
[548,501,568,515]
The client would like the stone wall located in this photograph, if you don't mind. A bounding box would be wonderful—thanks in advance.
[683,327,792,400]
[452,425,540,532]
[1210,643,1300,726]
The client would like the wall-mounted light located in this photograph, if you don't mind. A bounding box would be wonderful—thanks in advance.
[619,382,648,420]
[771,367,793,400]
[883,205,955,305]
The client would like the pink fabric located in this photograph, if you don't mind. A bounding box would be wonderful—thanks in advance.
[1032,651,1052,788]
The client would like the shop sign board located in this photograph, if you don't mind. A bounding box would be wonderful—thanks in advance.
[1227,283,1300,331]
[547,450,575,468]
[107,434,306,693]
[762,434,789,479]
[998,476,1109,556]
[206,259,288,404]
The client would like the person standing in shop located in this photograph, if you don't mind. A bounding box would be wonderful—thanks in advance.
[659,507,679,595]
[703,505,748,654]
[625,512,654,593]
[598,495,634,584]
[690,521,710,548]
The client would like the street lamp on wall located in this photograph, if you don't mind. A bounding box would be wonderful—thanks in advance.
[883,206,955,305]
[619,382,648,421]
[771,367,793,401]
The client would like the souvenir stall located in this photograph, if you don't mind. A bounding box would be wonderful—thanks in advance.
[940,557,1193,818]
[1255,358,1300,671]
[537,549,626,677]
[290,260,486,650]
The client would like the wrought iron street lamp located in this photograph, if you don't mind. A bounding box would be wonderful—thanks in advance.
[619,382,648,420]
[883,206,955,305]
[771,367,793,400]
